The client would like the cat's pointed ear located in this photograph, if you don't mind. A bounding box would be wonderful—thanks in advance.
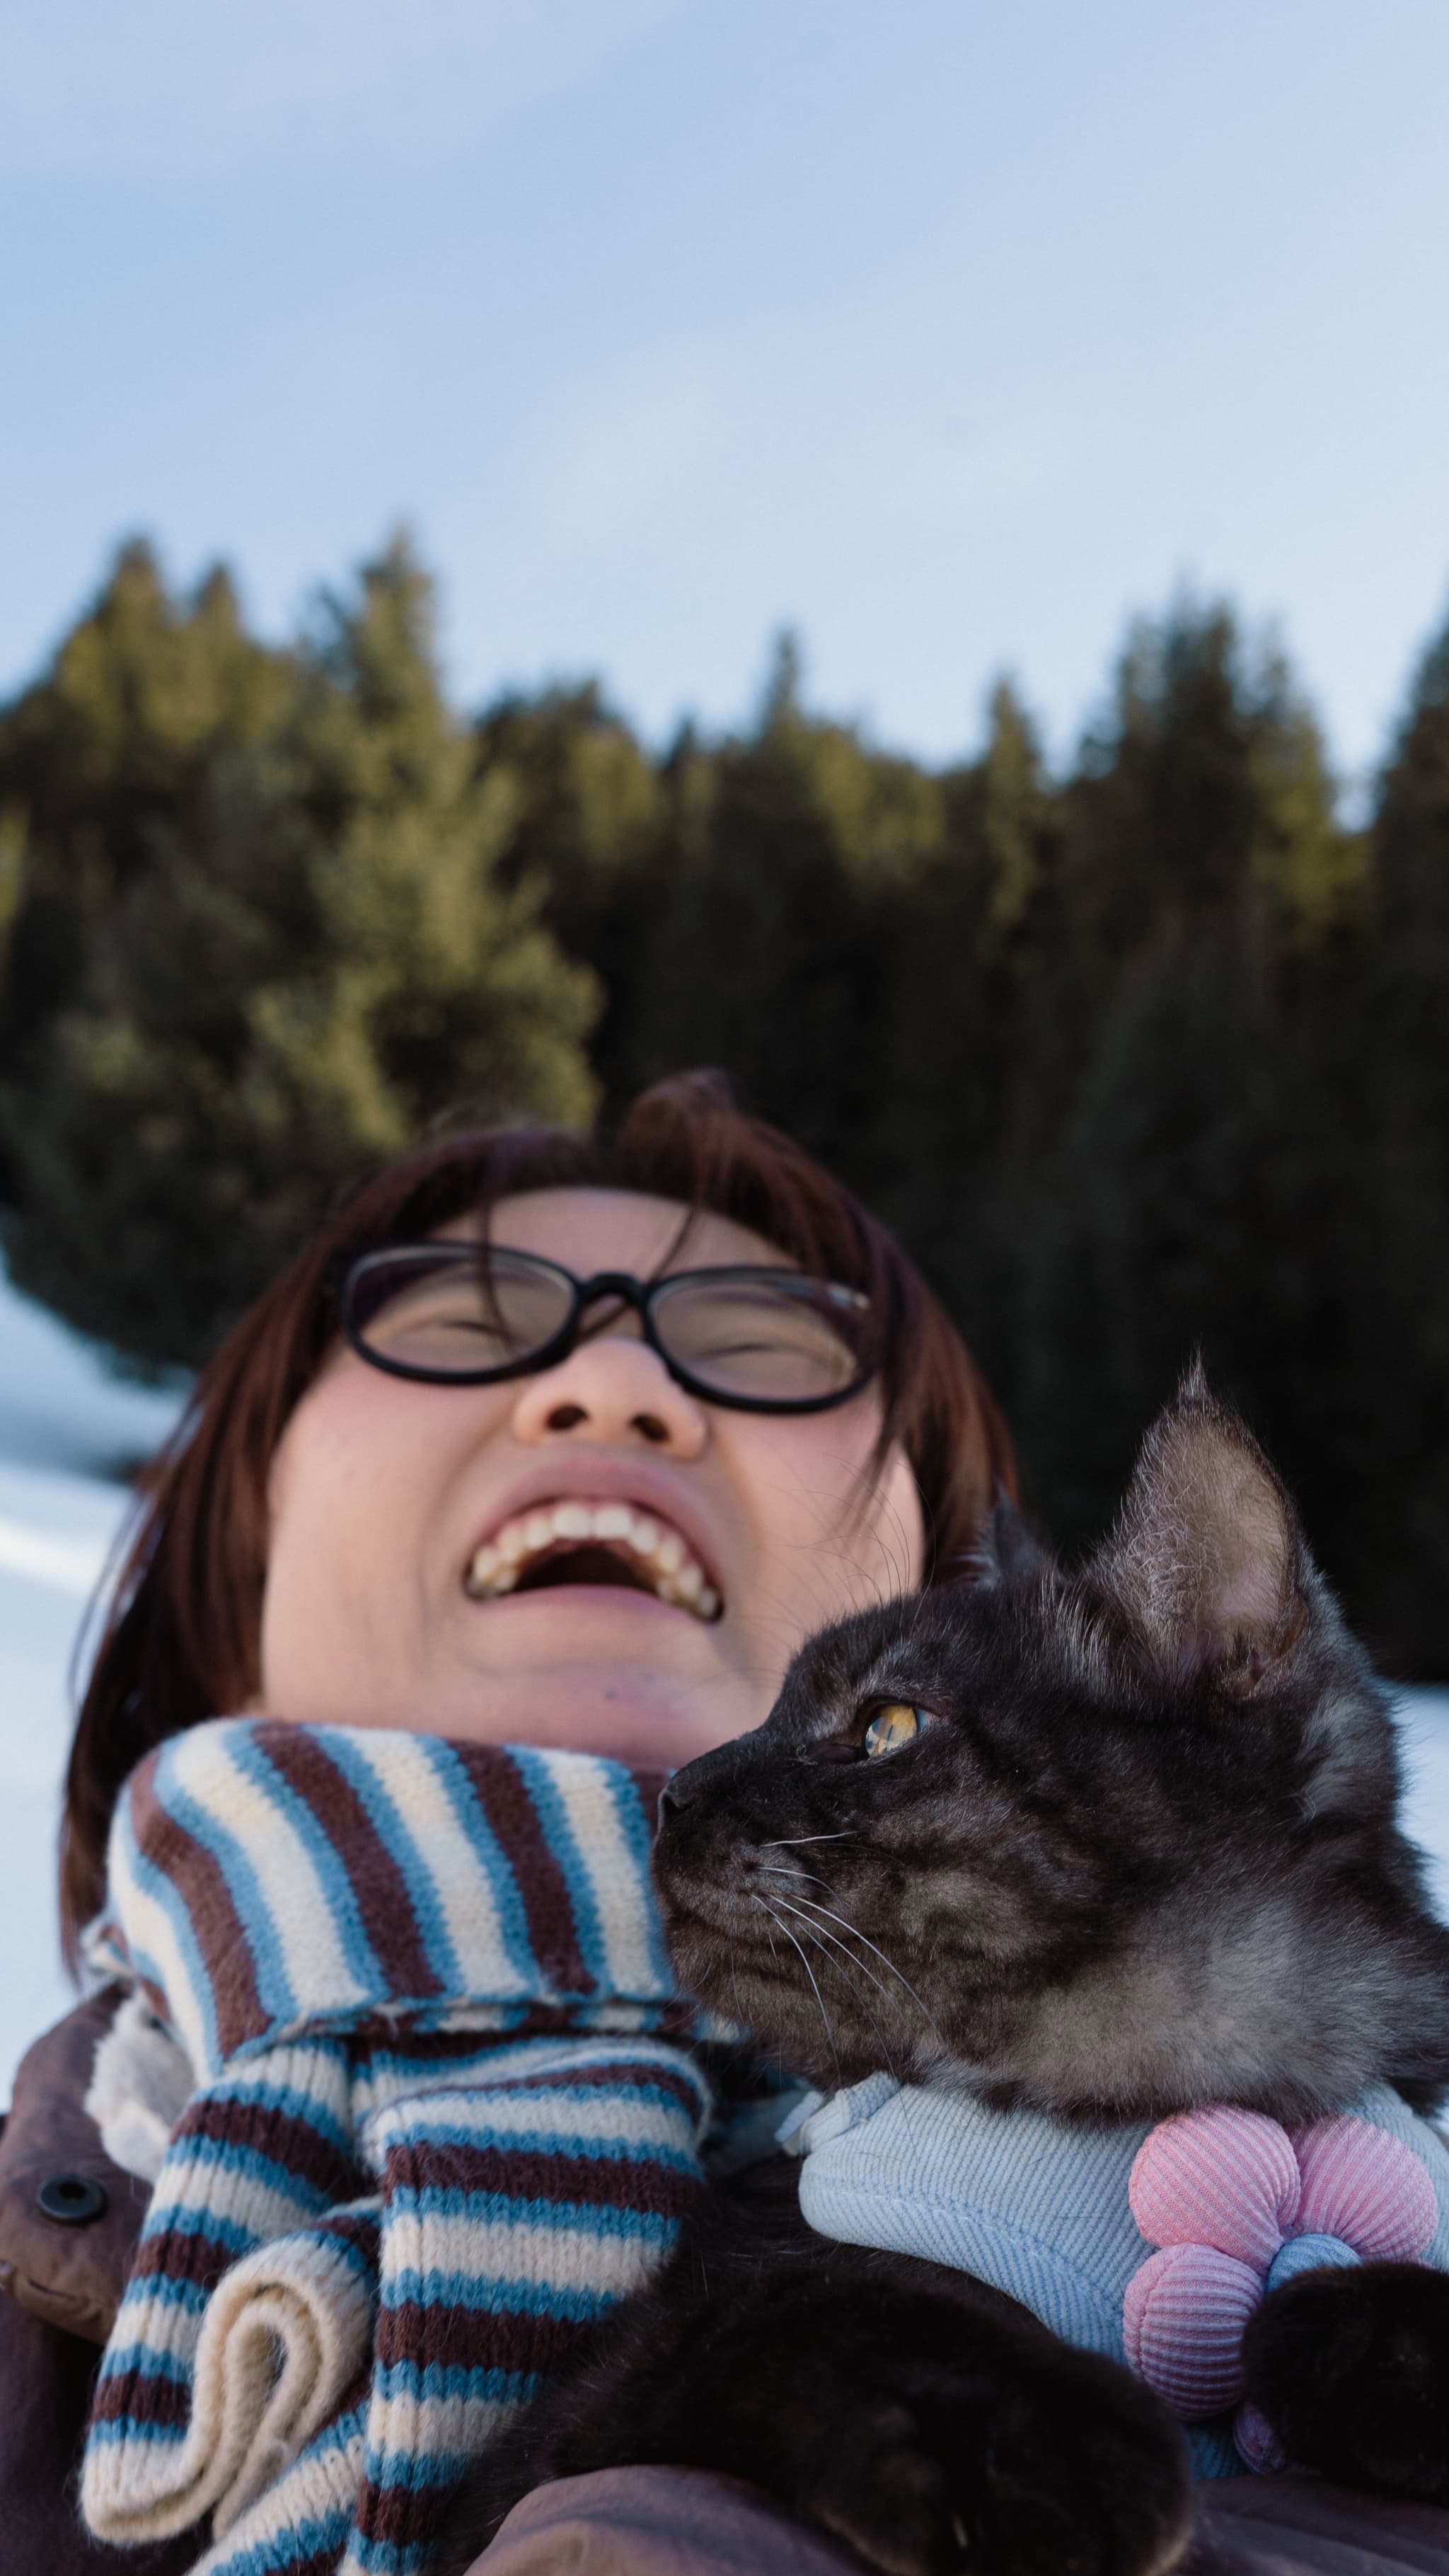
[969,1490,1053,1590]
[1087,1364,1307,1686]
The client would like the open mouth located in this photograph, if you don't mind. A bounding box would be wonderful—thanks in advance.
[463,1499,722,1622]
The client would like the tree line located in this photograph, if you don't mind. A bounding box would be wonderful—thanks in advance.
[1,536,1447,1670]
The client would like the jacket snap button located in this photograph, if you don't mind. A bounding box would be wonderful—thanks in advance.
[37,2173,109,2226]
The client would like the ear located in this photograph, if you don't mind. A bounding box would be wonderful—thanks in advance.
[970,1490,1054,1591]
[1087,1365,1307,1687]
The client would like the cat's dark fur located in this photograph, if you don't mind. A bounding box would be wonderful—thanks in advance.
[659,1374,1449,2125]
[435,1377,1449,2575]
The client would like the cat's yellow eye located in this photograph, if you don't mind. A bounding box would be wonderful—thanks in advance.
[862,1703,925,1759]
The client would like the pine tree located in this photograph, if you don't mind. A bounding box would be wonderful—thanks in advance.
[471,682,668,1117]
[1339,616,1449,1665]
[0,539,597,1367]
[637,636,945,1174]
[863,680,1058,1398]
[1001,608,1364,1560]
[4,537,1449,1669]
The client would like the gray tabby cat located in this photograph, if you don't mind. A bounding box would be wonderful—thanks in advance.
[438,1374,1449,2576]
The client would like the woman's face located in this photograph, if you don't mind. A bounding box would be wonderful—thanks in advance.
[258,1188,925,1769]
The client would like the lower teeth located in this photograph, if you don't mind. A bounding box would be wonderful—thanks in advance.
[466,1566,720,1618]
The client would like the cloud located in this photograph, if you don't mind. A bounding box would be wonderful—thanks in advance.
[0,0,686,179]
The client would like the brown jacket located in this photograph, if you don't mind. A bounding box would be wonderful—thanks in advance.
[0,1991,193,2576]
[4,1996,1449,2576]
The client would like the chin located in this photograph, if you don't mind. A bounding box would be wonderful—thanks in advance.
[439,1652,761,1775]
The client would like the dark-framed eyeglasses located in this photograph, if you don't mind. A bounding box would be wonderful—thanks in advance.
[338,1244,877,1415]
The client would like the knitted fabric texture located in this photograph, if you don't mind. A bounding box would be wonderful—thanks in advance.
[1124,2105,1442,2470]
[79,1718,715,2576]
[783,2073,1449,2479]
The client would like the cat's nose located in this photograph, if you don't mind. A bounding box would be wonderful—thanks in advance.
[657,1769,698,1820]
[659,1740,737,1819]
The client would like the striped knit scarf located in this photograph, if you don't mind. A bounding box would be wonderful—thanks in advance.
[79,1718,715,2576]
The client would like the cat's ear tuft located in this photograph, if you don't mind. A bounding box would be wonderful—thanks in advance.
[969,1491,1053,1591]
[1176,1350,1211,1407]
[1088,1372,1305,1686]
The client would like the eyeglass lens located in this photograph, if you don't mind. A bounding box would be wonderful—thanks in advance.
[347,1248,869,1403]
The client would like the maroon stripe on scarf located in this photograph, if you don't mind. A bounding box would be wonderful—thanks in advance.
[350,2021,510,2063]
[179,2093,370,2207]
[346,2002,616,2060]
[452,1746,591,1997]
[374,2300,594,2379]
[129,1755,263,2064]
[130,2229,238,2298]
[254,1724,444,2002]
[386,2137,700,2219]
[350,2484,440,2563]
[522,2056,705,2120]
[88,2369,191,2432]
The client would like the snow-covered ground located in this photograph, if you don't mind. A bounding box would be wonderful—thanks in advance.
[0,1261,1448,2105]
[0,1265,186,2097]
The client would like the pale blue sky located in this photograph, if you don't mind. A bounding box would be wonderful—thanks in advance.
[3,0,1448,786]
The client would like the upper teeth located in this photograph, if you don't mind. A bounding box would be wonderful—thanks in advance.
[464,1500,720,1621]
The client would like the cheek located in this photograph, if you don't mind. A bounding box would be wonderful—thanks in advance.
[267,1372,419,1566]
[721,1416,925,1602]
[262,1368,503,1635]
[260,1381,409,1681]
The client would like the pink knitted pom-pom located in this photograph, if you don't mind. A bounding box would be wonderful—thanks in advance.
[1129,2108,1300,2270]
[1122,2241,1262,2417]
[1292,2117,1438,2262]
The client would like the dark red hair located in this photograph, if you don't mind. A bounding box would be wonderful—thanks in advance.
[60,1073,1015,1958]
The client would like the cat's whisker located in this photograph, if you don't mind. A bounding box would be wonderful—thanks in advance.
[758,1832,857,1848]
[766,1895,902,2081]
[759,1863,836,1896]
[754,1896,842,2087]
[768,1894,896,2010]
[784,1892,948,2052]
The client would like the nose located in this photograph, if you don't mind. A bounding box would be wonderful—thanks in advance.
[659,1737,741,1819]
[509,1330,708,1459]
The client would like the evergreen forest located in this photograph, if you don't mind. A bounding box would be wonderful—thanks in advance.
[2,536,1448,1671]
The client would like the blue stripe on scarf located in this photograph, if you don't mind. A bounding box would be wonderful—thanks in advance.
[110,2272,212,2323]
[603,1759,676,1994]
[206,2498,358,2576]
[373,2111,701,2170]
[92,2342,191,2386]
[379,2186,684,2243]
[132,2204,270,2262]
[161,1759,297,2032]
[508,1744,609,1990]
[84,2420,188,2449]
[424,1740,538,1991]
[311,1732,461,1994]
[203,2073,355,2155]
[345,2542,437,2576]
[145,2127,337,2213]
[370,2361,547,2417]
[244,1735,386,1998]
[379,2268,628,2321]
[112,1800,223,2075]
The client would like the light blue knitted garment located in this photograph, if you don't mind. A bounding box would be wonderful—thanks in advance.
[781,2073,1449,2478]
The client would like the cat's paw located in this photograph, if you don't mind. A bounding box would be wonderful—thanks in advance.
[792,2336,1191,2576]
[1242,2260,1449,2504]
